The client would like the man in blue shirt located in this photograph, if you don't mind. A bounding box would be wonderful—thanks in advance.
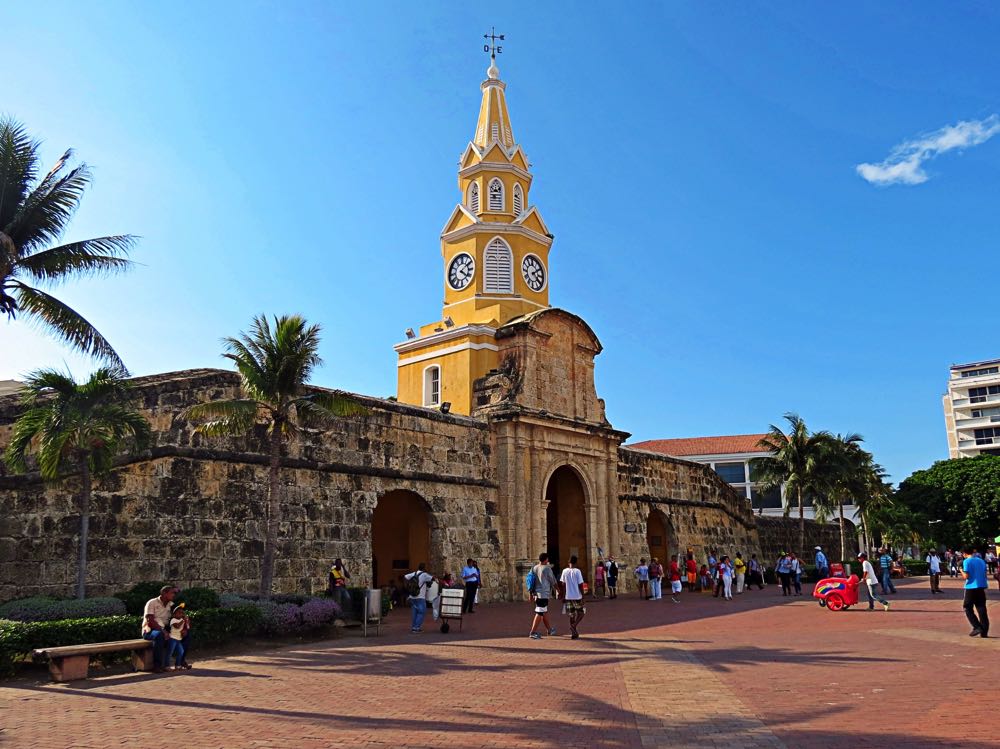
[878,548,897,594]
[814,546,829,578]
[461,558,480,614]
[961,546,990,638]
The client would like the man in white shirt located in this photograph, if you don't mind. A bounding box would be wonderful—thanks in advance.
[141,585,175,672]
[560,555,587,639]
[925,549,942,594]
[858,552,890,611]
[404,563,434,633]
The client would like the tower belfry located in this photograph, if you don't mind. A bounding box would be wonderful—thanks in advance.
[394,35,554,415]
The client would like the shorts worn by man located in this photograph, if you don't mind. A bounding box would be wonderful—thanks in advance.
[528,552,559,640]
[141,585,176,671]
[560,555,587,639]
[961,548,990,638]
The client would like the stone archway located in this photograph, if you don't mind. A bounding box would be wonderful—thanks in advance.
[545,465,590,580]
[371,490,430,588]
[647,509,670,567]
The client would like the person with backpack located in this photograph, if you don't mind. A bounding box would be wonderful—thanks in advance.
[648,558,663,600]
[527,552,559,640]
[606,555,620,599]
[748,554,765,590]
[404,563,434,633]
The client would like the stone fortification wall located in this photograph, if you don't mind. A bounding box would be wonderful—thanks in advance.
[755,516,858,567]
[0,369,505,603]
[616,447,760,573]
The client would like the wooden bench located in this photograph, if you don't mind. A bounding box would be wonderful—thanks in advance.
[33,639,153,682]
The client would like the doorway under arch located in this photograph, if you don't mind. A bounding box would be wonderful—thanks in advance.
[647,509,671,566]
[545,466,589,580]
[371,490,430,587]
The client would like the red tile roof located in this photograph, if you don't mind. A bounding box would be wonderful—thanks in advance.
[628,434,770,457]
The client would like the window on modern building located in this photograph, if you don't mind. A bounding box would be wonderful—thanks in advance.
[483,238,513,293]
[961,366,999,377]
[512,183,523,215]
[751,486,782,510]
[974,427,1000,445]
[423,366,441,407]
[488,178,504,211]
[971,406,1000,420]
[468,182,479,212]
[969,385,1000,403]
[714,462,747,484]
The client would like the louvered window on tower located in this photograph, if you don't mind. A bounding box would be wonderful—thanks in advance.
[468,182,480,212]
[484,238,513,293]
[512,184,523,215]
[491,123,499,141]
[488,179,504,211]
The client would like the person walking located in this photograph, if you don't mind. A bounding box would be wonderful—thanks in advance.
[878,548,898,595]
[606,556,620,599]
[858,552,890,611]
[404,563,434,633]
[719,555,734,600]
[926,549,942,594]
[814,546,829,579]
[328,558,351,611]
[560,555,587,639]
[528,552,559,640]
[461,558,480,614]
[960,547,990,638]
[648,558,663,600]
[947,549,960,578]
[594,558,606,598]
[790,552,803,596]
[748,554,765,590]
[733,553,747,594]
[634,558,650,599]
[776,553,793,596]
[685,553,698,592]
[986,549,998,576]
[668,554,683,603]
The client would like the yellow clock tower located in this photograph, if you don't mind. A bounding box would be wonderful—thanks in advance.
[394,48,553,415]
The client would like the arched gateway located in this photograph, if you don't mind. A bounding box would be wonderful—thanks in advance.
[545,466,590,579]
[371,490,430,587]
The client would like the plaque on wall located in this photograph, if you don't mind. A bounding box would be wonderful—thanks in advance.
[624,523,637,533]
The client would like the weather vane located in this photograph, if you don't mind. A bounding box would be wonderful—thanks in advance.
[483,26,504,58]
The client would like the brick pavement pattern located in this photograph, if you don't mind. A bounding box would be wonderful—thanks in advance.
[1,576,996,748]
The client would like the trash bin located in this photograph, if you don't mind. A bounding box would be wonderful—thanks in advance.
[364,589,382,637]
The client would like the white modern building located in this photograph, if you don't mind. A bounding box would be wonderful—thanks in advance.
[943,358,1000,458]
[629,433,859,522]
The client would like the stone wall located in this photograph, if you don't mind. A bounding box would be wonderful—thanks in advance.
[0,369,506,603]
[616,448,760,583]
[754,516,858,567]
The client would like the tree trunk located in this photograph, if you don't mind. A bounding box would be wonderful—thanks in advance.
[259,428,283,599]
[76,460,91,600]
[838,498,846,563]
[798,486,805,553]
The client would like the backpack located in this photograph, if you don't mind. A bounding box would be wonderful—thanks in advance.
[406,571,424,598]
[526,568,538,594]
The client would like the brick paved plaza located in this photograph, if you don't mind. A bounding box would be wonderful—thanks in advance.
[2,576,996,749]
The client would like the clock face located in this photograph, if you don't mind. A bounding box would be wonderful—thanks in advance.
[447,252,475,291]
[521,254,546,292]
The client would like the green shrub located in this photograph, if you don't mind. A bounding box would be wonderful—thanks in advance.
[0,597,126,622]
[175,587,220,611]
[0,597,60,621]
[0,615,141,676]
[902,560,929,576]
[188,605,262,645]
[114,582,167,616]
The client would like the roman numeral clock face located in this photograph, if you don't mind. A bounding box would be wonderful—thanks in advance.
[447,252,475,290]
[521,254,546,292]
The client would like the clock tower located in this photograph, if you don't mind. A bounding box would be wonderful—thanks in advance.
[394,47,554,415]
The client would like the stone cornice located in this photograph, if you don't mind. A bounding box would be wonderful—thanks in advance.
[441,222,553,246]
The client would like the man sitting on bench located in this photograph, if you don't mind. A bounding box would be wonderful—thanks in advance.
[142,585,175,673]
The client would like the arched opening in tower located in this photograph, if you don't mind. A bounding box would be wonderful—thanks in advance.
[371,490,431,588]
[545,465,589,582]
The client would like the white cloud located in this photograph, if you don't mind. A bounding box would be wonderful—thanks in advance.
[856,114,1000,186]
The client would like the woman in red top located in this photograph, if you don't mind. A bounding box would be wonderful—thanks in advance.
[685,554,698,592]
[669,555,683,603]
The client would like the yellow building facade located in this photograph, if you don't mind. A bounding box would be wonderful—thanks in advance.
[395,54,554,414]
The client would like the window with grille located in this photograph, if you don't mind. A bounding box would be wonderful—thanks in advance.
[423,366,441,407]
[488,179,504,211]
[484,238,513,293]
[512,184,523,215]
[468,182,479,212]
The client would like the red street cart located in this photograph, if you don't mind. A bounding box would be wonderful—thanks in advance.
[812,574,860,611]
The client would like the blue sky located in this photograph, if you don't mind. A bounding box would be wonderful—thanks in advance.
[3,3,999,483]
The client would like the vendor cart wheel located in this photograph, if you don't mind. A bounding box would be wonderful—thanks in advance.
[826,593,845,611]
[818,599,827,608]
[843,605,851,610]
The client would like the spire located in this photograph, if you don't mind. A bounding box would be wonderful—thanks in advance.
[474,29,515,149]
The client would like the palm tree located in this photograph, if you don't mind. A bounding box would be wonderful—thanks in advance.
[185,314,365,598]
[854,463,894,552]
[1,117,135,366]
[825,433,868,561]
[751,413,834,553]
[3,368,151,598]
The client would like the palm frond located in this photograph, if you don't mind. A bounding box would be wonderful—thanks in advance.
[17,236,136,284]
[6,158,90,252]
[11,282,125,368]
[186,399,262,437]
[293,391,367,426]
[2,406,49,472]
[0,117,39,229]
